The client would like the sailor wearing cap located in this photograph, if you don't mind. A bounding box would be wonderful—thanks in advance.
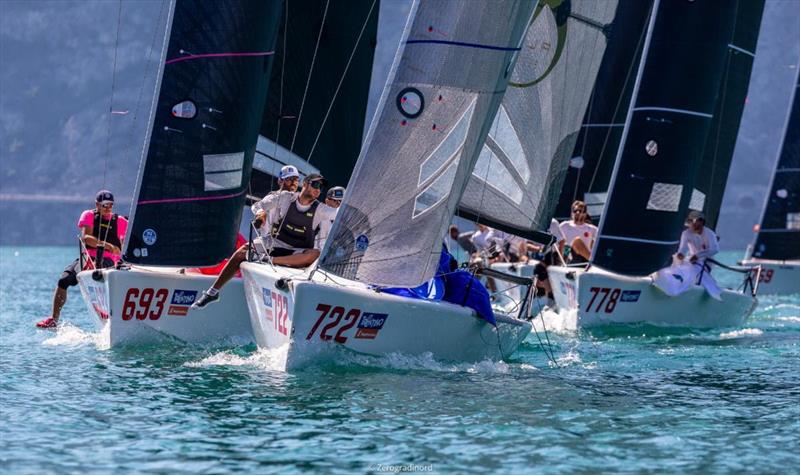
[325,186,345,208]
[276,165,300,192]
[193,174,337,309]
[676,210,719,267]
[36,190,129,328]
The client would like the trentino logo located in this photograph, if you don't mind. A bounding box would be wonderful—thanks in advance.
[171,289,197,305]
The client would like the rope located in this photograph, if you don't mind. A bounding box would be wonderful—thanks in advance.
[271,0,290,184]
[102,0,124,188]
[290,0,330,152]
[307,0,377,163]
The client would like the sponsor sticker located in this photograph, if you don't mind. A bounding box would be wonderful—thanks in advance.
[168,289,197,316]
[620,290,641,303]
[355,234,369,252]
[262,288,273,321]
[143,229,157,246]
[355,312,388,339]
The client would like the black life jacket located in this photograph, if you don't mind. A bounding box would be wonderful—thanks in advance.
[274,200,319,249]
[88,210,121,249]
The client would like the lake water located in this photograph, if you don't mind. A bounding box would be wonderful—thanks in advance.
[1,247,798,474]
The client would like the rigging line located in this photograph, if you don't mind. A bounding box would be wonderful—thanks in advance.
[272,0,289,189]
[124,0,170,223]
[586,1,654,194]
[290,0,330,153]
[307,0,378,163]
[102,0,124,189]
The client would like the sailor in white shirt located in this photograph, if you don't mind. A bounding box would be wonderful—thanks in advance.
[676,211,719,266]
[558,200,597,264]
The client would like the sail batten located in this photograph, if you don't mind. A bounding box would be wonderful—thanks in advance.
[320,0,537,287]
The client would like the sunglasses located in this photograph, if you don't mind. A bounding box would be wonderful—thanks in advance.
[99,202,114,208]
[572,208,584,213]
[308,180,324,190]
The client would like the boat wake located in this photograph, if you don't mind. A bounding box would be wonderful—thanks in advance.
[719,328,764,339]
[338,351,526,374]
[184,346,289,372]
[42,323,109,350]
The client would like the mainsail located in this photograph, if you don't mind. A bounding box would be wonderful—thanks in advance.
[554,0,654,221]
[693,1,766,231]
[751,57,800,261]
[124,0,282,266]
[257,0,380,190]
[457,0,617,241]
[591,0,742,276]
[320,0,536,287]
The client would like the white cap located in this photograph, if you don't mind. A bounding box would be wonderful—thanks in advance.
[278,165,299,180]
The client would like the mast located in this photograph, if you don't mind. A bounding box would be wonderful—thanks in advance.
[591,0,741,276]
[751,56,800,261]
[123,0,283,266]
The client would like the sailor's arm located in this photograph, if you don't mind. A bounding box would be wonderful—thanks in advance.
[695,230,720,259]
[676,230,689,260]
[81,226,120,254]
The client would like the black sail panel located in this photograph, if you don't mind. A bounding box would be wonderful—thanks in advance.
[554,0,653,222]
[592,1,738,276]
[694,1,765,231]
[124,0,283,266]
[259,0,379,189]
[752,64,800,261]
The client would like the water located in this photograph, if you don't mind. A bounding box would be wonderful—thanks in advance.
[2,247,798,474]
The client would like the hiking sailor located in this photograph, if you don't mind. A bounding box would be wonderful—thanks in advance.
[36,190,128,328]
[193,173,337,309]
[559,200,597,264]
[676,210,719,270]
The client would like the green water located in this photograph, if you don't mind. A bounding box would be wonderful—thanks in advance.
[1,247,798,474]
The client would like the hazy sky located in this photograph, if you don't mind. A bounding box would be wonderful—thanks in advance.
[1,0,798,249]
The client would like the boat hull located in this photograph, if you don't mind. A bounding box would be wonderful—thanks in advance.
[241,262,532,370]
[547,265,757,329]
[77,267,254,346]
[740,259,800,295]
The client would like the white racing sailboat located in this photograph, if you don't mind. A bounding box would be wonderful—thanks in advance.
[240,0,538,370]
[740,55,800,295]
[545,0,766,329]
[77,0,381,346]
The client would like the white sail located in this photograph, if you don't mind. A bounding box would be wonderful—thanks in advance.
[319,0,537,287]
[459,0,618,238]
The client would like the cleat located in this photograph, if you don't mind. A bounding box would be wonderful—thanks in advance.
[191,291,220,309]
[35,316,58,329]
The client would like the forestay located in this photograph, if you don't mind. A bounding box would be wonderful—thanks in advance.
[694,1,765,231]
[752,57,800,261]
[592,0,741,276]
[458,0,617,241]
[124,0,282,266]
[320,0,536,287]
[554,0,654,222]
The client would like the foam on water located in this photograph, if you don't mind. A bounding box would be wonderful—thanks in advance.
[775,316,800,323]
[719,328,764,339]
[333,350,531,374]
[185,345,289,371]
[42,322,109,350]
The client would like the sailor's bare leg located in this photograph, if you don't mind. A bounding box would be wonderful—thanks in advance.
[273,249,320,268]
[210,244,248,291]
[51,287,67,320]
[571,237,591,261]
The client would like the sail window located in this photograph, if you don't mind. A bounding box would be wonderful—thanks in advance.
[584,191,607,217]
[397,87,424,119]
[472,145,524,204]
[787,213,800,230]
[418,99,476,184]
[646,182,682,212]
[413,160,458,218]
[688,189,706,211]
[645,140,658,157]
[203,152,244,191]
[171,100,197,119]
[488,105,529,182]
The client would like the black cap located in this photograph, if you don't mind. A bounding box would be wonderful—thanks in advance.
[304,173,328,186]
[96,190,114,203]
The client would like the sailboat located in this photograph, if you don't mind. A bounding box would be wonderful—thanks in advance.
[740,56,800,295]
[76,0,379,346]
[240,0,537,370]
[545,0,766,329]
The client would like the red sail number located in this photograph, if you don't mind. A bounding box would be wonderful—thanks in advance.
[271,291,289,336]
[306,304,361,344]
[122,288,169,321]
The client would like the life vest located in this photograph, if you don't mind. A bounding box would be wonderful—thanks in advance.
[273,200,319,249]
[88,210,121,249]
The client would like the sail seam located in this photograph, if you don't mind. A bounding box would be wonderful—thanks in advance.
[727,43,755,57]
[165,51,274,65]
[404,39,521,52]
[632,107,712,118]
[137,190,246,206]
[598,235,679,245]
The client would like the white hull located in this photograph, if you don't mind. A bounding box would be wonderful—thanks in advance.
[77,267,254,346]
[489,262,547,317]
[546,265,757,329]
[740,259,800,295]
[240,262,532,370]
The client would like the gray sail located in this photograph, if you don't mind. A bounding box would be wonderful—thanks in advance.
[320,0,536,287]
[458,0,617,241]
